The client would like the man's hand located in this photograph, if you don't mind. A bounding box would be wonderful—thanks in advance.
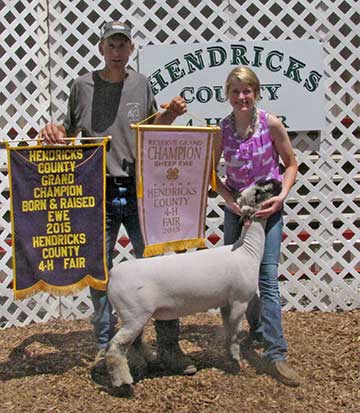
[39,124,67,145]
[154,96,187,125]
[161,95,187,118]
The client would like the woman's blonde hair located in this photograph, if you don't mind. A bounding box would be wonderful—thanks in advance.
[225,66,260,100]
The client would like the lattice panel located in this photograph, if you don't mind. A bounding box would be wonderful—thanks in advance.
[0,0,359,328]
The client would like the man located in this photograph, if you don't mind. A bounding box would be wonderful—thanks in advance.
[40,21,196,376]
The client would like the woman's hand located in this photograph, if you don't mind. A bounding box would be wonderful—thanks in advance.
[255,195,284,219]
[225,199,242,215]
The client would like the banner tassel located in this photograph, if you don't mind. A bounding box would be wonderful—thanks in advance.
[211,148,217,191]
[137,174,143,198]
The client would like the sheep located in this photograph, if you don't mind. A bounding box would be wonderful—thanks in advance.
[105,179,282,388]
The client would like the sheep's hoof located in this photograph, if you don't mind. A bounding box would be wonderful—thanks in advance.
[229,344,241,360]
[235,358,248,370]
[111,372,134,388]
[111,383,135,399]
[228,347,247,370]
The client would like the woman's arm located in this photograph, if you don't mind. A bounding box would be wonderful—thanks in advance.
[256,113,298,218]
[213,130,241,215]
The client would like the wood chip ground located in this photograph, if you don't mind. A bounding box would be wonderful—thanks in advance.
[0,310,359,412]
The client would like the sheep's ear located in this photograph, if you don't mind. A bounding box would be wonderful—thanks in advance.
[255,187,268,204]
[255,179,282,196]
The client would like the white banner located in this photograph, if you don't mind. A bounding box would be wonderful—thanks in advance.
[134,125,218,257]
[139,40,325,131]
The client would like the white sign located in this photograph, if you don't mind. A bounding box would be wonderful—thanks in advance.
[138,40,325,131]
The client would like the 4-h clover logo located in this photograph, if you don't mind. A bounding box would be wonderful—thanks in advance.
[166,167,179,180]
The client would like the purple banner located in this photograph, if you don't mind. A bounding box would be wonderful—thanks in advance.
[8,143,108,299]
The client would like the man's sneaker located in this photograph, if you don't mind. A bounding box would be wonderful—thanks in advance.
[268,360,302,387]
[158,347,197,375]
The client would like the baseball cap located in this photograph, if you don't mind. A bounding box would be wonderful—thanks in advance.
[100,21,132,41]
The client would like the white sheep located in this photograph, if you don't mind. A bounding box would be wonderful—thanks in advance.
[106,179,282,388]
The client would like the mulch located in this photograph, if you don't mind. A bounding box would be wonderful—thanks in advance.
[0,310,359,412]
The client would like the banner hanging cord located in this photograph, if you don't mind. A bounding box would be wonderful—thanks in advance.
[136,109,209,127]
[136,124,144,198]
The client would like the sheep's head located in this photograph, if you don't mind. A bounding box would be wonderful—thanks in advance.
[237,179,282,218]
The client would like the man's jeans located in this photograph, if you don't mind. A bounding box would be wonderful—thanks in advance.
[90,179,144,350]
[224,207,288,362]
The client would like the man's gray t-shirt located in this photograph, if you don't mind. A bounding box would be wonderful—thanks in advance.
[64,68,157,178]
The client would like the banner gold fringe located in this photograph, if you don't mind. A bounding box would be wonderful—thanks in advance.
[143,238,206,257]
[14,275,107,300]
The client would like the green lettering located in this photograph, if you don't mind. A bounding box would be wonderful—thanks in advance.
[196,86,212,103]
[277,115,289,128]
[230,44,250,66]
[205,118,222,126]
[304,70,322,92]
[148,69,169,95]
[252,46,264,67]
[284,57,306,83]
[261,84,282,100]
[207,46,227,67]
[214,86,227,102]
[165,58,185,83]
[180,87,195,103]
[184,49,205,73]
[266,51,284,72]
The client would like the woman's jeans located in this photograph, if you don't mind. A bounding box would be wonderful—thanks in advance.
[224,207,288,362]
[90,178,144,350]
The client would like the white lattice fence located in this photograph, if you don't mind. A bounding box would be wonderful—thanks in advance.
[0,0,359,328]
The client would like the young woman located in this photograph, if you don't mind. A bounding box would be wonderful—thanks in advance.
[214,66,301,386]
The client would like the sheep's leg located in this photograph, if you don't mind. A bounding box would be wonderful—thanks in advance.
[133,332,156,364]
[106,327,135,387]
[227,301,248,368]
[220,305,231,354]
[106,318,149,387]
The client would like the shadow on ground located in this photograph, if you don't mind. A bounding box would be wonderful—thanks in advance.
[90,322,264,396]
[0,330,96,380]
